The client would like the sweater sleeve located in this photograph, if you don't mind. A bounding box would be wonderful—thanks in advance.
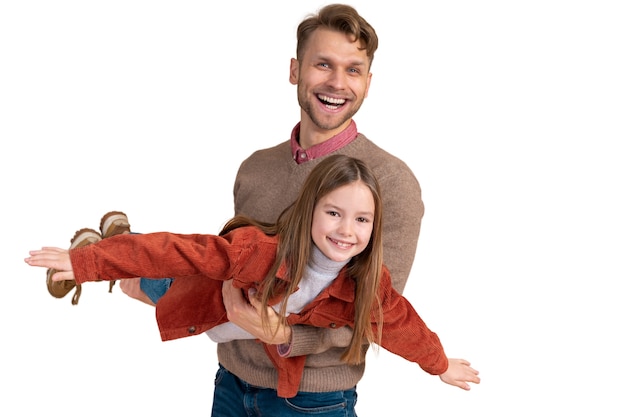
[375,158,423,294]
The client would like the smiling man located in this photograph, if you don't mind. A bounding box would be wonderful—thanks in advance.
[292,26,372,143]
[118,4,426,416]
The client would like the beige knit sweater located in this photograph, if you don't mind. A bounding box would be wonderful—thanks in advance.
[218,133,424,393]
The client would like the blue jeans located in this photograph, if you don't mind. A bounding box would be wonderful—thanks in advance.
[140,277,173,304]
[211,364,358,417]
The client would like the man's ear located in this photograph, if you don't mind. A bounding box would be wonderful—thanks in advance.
[289,58,299,85]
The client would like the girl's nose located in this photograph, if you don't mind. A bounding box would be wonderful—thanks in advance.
[337,219,353,236]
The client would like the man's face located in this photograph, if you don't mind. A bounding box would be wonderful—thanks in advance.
[290,28,372,138]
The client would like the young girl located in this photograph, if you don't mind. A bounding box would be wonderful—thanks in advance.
[25,154,479,398]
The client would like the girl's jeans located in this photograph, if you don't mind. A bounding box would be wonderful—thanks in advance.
[211,364,358,417]
[139,277,172,304]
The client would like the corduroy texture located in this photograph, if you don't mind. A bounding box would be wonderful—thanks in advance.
[69,227,446,398]
[69,131,426,395]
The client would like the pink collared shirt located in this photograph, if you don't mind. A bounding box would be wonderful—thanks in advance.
[290,120,359,164]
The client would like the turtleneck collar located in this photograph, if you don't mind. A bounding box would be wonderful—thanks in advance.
[309,244,350,277]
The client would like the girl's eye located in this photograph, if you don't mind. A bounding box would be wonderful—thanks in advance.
[327,211,339,217]
[356,217,369,223]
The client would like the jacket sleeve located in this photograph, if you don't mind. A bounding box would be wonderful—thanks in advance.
[68,228,276,286]
[375,269,448,375]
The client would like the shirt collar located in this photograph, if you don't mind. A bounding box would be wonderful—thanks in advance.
[290,120,359,164]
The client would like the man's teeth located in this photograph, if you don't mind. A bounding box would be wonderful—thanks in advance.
[318,95,346,106]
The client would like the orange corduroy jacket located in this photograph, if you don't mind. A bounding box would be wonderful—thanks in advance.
[70,226,448,398]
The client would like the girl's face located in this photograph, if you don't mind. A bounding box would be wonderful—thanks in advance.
[311,181,375,262]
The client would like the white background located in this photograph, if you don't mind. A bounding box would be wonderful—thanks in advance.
[2,1,625,416]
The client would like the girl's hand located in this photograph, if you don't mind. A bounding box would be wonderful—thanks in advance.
[25,247,75,281]
[439,358,481,390]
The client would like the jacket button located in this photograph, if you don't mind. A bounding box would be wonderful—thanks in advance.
[330,323,336,328]
[188,326,197,334]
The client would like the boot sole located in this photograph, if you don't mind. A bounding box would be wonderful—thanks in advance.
[100,211,130,238]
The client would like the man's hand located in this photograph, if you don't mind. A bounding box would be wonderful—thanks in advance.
[119,278,156,306]
[222,280,291,345]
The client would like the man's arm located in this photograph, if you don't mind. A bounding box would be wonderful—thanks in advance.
[221,280,354,356]
[222,282,291,344]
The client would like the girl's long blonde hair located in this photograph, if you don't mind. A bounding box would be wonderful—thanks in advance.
[220,154,384,364]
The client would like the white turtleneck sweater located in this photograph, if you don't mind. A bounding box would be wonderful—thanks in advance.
[206,244,349,343]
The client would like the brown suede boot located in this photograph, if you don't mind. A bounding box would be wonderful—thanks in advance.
[47,228,102,305]
[99,211,131,292]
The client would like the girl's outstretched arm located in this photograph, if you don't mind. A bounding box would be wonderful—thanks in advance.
[25,247,75,282]
[438,358,481,390]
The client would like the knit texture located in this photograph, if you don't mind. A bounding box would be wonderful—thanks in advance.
[220,133,425,393]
